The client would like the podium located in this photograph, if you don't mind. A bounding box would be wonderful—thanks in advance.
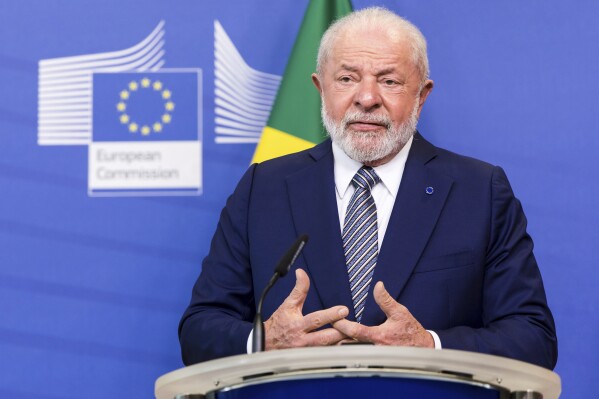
[155,347,560,399]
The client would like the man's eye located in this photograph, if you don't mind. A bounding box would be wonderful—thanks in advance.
[339,76,352,83]
[384,79,397,86]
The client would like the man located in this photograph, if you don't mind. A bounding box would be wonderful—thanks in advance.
[179,7,557,369]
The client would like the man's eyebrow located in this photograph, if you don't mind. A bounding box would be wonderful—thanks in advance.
[375,67,396,76]
[340,64,359,72]
[339,64,397,76]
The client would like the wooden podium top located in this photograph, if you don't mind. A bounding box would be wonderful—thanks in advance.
[155,346,560,399]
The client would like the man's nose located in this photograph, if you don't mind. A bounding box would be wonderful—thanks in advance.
[354,79,382,111]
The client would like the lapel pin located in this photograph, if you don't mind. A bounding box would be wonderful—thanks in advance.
[425,186,434,195]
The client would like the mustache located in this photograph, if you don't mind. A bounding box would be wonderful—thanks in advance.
[342,112,392,129]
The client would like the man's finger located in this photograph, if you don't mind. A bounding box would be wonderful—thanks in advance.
[303,328,348,346]
[373,281,403,319]
[284,268,310,308]
[336,338,359,345]
[302,306,349,332]
[332,319,372,342]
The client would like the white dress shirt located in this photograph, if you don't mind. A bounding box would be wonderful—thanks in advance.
[247,136,441,352]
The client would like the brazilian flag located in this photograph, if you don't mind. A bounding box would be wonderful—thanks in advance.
[252,0,353,163]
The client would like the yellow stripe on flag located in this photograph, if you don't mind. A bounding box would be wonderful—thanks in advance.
[251,126,315,164]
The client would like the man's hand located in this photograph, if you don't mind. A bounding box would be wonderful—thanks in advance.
[333,281,434,347]
[264,269,349,350]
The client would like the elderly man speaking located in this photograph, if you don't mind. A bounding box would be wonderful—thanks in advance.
[179,7,557,370]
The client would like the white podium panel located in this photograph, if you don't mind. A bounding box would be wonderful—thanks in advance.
[156,347,560,399]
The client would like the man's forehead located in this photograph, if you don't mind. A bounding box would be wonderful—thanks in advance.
[335,24,406,47]
[327,30,412,69]
[330,27,410,57]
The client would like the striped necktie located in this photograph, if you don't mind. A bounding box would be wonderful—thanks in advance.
[342,166,381,323]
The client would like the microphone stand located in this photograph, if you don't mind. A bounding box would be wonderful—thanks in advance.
[252,235,308,353]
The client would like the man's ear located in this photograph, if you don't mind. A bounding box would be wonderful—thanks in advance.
[417,79,434,116]
[312,73,323,94]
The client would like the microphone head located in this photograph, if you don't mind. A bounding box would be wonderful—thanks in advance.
[275,234,309,277]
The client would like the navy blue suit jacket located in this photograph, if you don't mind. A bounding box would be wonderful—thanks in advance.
[179,134,557,369]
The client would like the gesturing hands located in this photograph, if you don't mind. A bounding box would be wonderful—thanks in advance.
[333,281,434,348]
[264,268,350,350]
[264,270,434,350]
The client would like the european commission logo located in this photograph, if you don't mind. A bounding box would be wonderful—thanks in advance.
[38,20,284,196]
[38,22,202,196]
[89,71,201,195]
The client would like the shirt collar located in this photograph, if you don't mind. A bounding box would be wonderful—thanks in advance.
[332,135,414,199]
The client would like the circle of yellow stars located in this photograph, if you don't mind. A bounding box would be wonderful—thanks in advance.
[116,77,175,136]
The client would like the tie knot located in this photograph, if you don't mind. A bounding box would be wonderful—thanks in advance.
[352,166,380,191]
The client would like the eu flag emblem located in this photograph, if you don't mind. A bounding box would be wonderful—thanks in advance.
[93,71,199,142]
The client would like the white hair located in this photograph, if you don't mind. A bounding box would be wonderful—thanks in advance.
[316,7,430,84]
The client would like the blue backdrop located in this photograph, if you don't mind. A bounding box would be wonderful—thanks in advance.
[0,1,597,398]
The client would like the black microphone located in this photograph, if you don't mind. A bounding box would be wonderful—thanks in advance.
[252,234,309,353]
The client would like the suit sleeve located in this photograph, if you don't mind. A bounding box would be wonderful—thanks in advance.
[435,166,558,369]
[178,164,257,365]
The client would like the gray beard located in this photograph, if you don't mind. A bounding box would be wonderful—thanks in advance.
[321,101,419,164]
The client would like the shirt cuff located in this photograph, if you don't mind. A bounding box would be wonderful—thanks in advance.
[427,330,442,350]
[247,329,253,353]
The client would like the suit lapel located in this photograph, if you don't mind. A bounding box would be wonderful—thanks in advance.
[361,134,454,325]
[286,141,356,317]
